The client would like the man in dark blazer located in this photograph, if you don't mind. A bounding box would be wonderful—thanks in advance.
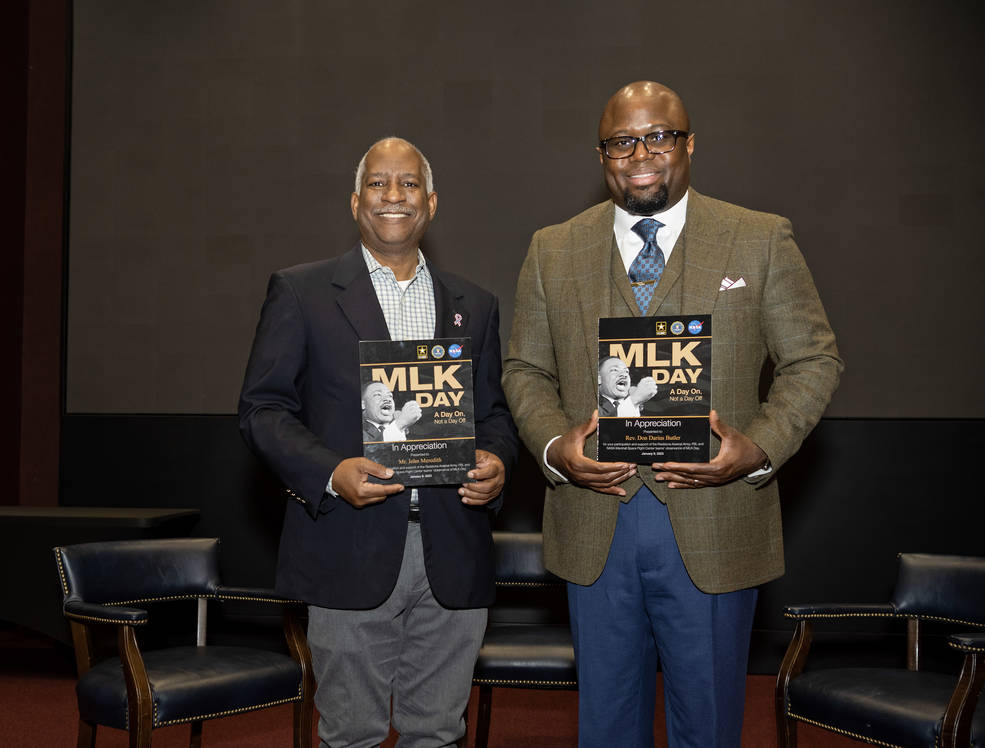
[503,82,842,747]
[239,137,517,747]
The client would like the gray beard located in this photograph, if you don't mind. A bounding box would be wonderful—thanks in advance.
[623,184,669,215]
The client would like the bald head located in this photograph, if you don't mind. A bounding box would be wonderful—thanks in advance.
[354,137,433,195]
[598,81,690,139]
[597,81,695,215]
[350,136,438,263]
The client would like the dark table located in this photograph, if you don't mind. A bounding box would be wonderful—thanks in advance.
[0,507,200,645]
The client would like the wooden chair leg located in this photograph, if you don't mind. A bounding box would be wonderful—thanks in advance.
[474,684,492,748]
[120,627,153,748]
[775,619,812,748]
[940,652,984,747]
[77,720,96,748]
[129,721,152,748]
[294,696,313,748]
[777,716,797,748]
[286,605,315,748]
[189,720,203,748]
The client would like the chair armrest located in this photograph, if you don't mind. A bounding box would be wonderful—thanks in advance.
[64,600,148,625]
[949,632,985,653]
[941,631,985,743]
[215,586,302,604]
[783,602,896,620]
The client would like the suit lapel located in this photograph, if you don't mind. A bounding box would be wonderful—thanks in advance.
[572,203,616,367]
[611,239,639,315]
[333,245,391,341]
[334,246,468,342]
[431,270,468,338]
[679,190,735,316]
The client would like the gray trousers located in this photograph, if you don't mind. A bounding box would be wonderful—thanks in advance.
[307,522,487,748]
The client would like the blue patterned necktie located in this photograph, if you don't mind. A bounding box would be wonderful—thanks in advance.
[628,218,665,314]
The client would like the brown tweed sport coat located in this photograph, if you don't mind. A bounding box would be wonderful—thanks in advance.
[502,190,843,593]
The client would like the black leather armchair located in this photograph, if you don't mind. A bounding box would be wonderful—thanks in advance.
[470,531,576,748]
[54,537,315,748]
[775,553,985,748]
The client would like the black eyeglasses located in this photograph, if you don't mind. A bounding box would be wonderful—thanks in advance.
[598,130,690,159]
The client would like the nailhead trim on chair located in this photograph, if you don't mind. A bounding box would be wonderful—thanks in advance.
[65,591,303,621]
[787,710,905,748]
[106,594,203,606]
[495,582,559,588]
[473,678,577,687]
[912,614,985,628]
[949,641,985,653]
[154,685,304,727]
[784,611,985,628]
[784,612,897,620]
[216,593,302,604]
[65,613,148,626]
[54,551,70,595]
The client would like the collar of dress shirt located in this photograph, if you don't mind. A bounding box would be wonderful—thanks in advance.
[612,190,689,274]
[360,244,427,280]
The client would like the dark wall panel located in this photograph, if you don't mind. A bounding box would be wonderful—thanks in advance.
[45,0,985,674]
[1,0,29,504]
[61,414,284,586]
[58,413,546,587]
[65,1,985,417]
[60,416,985,671]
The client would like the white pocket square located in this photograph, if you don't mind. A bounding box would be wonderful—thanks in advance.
[719,276,747,291]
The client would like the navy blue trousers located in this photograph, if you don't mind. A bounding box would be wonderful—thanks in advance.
[567,487,757,747]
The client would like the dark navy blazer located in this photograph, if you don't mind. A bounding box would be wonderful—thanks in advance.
[239,246,517,609]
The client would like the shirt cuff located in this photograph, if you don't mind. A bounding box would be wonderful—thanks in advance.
[543,435,568,483]
[744,461,773,484]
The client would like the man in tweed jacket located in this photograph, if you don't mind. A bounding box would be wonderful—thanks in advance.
[502,81,842,747]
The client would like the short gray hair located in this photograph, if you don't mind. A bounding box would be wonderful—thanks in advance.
[354,137,434,195]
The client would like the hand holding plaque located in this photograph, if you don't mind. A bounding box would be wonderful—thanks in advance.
[652,410,768,489]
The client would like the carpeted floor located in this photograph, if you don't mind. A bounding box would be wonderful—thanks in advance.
[0,625,858,747]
